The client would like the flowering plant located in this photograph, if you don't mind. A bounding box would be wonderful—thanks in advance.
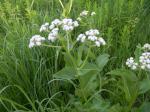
[126,43,150,71]
[29,9,110,108]
[106,43,150,111]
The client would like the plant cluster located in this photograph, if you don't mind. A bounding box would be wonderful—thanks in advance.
[126,43,150,71]
[0,0,150,112]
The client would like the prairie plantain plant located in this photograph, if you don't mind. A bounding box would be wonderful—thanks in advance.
[28,9,110,111]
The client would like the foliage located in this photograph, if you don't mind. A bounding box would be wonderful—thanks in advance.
[0,0,150,112]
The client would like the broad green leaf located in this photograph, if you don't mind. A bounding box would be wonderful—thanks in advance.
[107,69,138,81]
[86,97,110,112]
[96,54,110,71]
[78,63,99,77]
[108,69,138,102]
[78,63,99,88]
[53,67,77,80]
[76,63,99,98]
[139,102,150,112]
[63,52,76,67]
[139,79,150,94]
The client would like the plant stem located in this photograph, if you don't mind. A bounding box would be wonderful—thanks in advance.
[66,33,70,52]
[58,0,64,9]
[80,47,91,68]
[42,44,62,48]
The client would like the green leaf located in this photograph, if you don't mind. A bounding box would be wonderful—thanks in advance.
[76,63,99,98]
[96,54,109,71]
[63,52,76,67]
[139,102,150,112]
[107,69,138,102]
[107,69,138,81]
[139,79,150,94]
[86,96,110,112]
[78,63,99,88]
[53,67,77,80]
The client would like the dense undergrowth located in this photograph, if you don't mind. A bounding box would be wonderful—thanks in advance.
[0,0,150,112]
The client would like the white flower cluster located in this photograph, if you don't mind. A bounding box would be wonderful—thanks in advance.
[139,52,150,70]
[91,12,96,16]
[40,22,49,32]
[29,11,98,48]
[49,18,79,31]
[77,29,106,47]
[77,10,96,21]
[79,10,96,17]
[126,43,150,71]
[126,57,138,70]
[48,28,59,42]
[143,43,150,51]
[80,10,89,17]
[62,19,79,31]
[77,34,86,42]
[48,18,79,42]
[49,19,62,30]
[29,35,45,48]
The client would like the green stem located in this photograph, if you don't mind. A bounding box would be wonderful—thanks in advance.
[137,69,142,80]
[80,47,91,68]
[42,44,62,48]
[58,0,64,9]
[66,33,70,52]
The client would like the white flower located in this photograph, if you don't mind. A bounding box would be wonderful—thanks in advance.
[80,10,89,17]
[48,36,56,42]
[147,64,150,69]
[131,64,138,70]
[48,33,57,42]
[40,22,49,32]
[85,29,100,36]
[51,28,59,34]
[63,25,73,31]
[51,19,62,26]
[95,41,100,47]
[143,43,150,51]
[29,35,45,48]
[77,34,86,42]
[77,29,106,47]
[62,18,79,31]
[48,28,59,42]
[49,19,62,30]
[93,29,100,35]
[49,24,55,30]
[141,65,146,69]
[73,21,79,27]
[126,57,138,70]
[139,52,150,70]
[62,19,73,25]
[88,36,97,41]
[81,36,86,42]
[77,17,82,21]
[91,12,96,16]
[98,37,106,45]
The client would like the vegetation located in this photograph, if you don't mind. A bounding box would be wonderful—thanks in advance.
[0,0,150,112]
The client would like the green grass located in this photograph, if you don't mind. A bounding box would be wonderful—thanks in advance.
[0,0,150,111]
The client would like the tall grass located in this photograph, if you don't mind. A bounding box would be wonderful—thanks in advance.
[0,0,149,111]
